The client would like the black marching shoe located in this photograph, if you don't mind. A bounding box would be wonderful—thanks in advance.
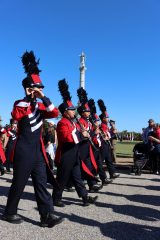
[135,169,141,176]
[102,178,113,185]
[0,169,6,176]
[40,213,63,228]
[2,214,23,224]
[64,187,75,192]
[53,200,65,207]
[89,184,102,193]
[82,195,98,206]
[110,173,120,179]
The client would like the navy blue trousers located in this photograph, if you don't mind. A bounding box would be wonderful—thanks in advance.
[93,149,107,181]
[5,145,54,216]
[5,140,15,171]
[52,145,88,201]
[79,142,97,188]
[100,142,116,176]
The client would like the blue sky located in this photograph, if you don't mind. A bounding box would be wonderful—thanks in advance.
[0,0,160,132]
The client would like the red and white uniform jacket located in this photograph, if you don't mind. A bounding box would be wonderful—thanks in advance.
[78,117,97,172]
[7,127,17,141]
[0,127,6,163]
[55,117,81,165]
[5,126,17,161]
[11,96,59,165]
[100,122,111,139]
[55,117,97,178]
[92,132,102,148]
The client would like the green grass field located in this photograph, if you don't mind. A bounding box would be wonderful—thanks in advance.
[116,141,140,157]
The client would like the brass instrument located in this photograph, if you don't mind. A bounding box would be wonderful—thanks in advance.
[74,116,99,152]
[89,117,113,149]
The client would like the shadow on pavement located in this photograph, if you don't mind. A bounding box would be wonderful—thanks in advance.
[116,175,160,181]
[63,196,160,222]
[54,211,160,239]
[99,191,160,207]
[97,202,160,221]
[111,182,160,191]
[0,176,12,183]
[0,185,36,203]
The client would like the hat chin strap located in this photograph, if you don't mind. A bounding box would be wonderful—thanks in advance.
[64,111,74,120]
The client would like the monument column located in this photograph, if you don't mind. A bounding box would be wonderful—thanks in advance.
[79,52,87,89]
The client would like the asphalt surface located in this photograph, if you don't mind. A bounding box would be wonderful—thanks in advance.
[0,167,160,240]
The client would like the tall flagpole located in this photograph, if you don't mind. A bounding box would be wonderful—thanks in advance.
[79,52,87,89]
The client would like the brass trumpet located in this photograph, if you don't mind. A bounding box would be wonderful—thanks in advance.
[74,116,99,152]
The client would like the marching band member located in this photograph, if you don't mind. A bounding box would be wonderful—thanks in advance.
[88,98,112,185]
[2,51,63,227]
[77,88,102,192]
[0,118,6,175]
[52,79,98,207]
[5,119,18,172]
[109,119,118,163]
[98,99,120,179]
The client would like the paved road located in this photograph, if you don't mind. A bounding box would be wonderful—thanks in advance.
[0,167,160,240]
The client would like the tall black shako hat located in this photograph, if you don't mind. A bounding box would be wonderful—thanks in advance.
[88,98,100,122]
[77,87,90,115]
[21,51,44,89]
[58,79,75,114]
[97,99,109,121]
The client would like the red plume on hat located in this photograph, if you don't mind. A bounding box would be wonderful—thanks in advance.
[77,87,90,115]
[97,99,109,120]
[58,79,75,114]
[21,51,44,89]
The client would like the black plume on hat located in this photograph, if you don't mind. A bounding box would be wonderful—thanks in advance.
[88,98,96,115]
[97,99,109,120]
[58,79,75,114]
[77,87,88,105]
[97,99,106,113]
[77,87,90,115]
[88,98,100,122]
[21,51,44,89]
[22,51,41,75]
[58,79,72,102]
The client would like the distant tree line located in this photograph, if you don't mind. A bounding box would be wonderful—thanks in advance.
[118,130,142,141]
